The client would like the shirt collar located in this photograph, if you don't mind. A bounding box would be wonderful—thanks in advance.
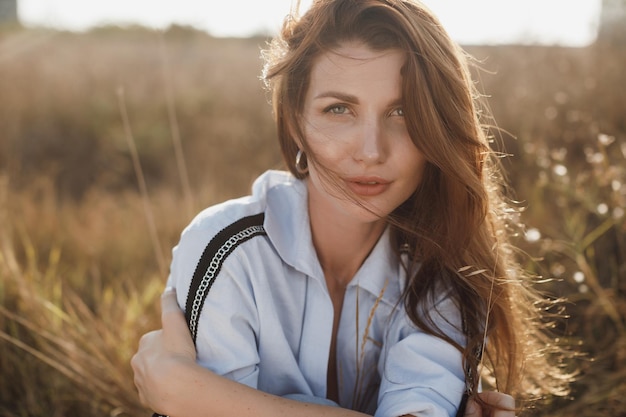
[260,170,402,302]
[348,227,403,305]
[260,171,325,281]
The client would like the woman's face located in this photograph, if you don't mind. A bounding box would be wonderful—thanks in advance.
[302,41,426,224]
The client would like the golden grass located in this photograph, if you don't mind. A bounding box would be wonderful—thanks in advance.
[0,25,624,416]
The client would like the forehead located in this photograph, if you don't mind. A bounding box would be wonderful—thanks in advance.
[308,41,405,92]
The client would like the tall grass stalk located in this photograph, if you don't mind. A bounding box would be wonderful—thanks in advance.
[117,87,167,277]
[158,32,195,219]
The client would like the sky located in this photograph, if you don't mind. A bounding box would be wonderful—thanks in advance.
[18,0,603,47]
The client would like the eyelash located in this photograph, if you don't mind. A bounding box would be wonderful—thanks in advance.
[321,105,405,117]
[323,104,349,115]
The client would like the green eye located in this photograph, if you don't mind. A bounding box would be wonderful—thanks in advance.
[325,105,348,114]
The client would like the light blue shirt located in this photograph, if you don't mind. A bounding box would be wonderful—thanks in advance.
[168,170,466,417]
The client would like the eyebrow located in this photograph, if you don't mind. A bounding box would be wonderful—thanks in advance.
[313,91,359,103]
[313,91,404,108]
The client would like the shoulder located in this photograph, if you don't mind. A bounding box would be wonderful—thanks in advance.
[182,170,297,243]
[169,170,302,282]
[168,171,300,328]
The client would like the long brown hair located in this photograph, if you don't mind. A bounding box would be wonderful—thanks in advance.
[262,0,573,409]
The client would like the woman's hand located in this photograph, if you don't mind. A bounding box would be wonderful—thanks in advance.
[131,287,196,413]
[465,391,515,417]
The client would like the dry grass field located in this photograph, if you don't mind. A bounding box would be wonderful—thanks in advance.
[0,24,624,416]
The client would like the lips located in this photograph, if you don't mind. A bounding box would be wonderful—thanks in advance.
[344,176,391,197]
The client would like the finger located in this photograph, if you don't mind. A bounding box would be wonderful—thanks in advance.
[160,287,181,316]
[464,398,482,417]
[131,351,147,406]
[491,408,515,417]
[135,330,159,353]
[160,287,187,333]
[477,391,515,412]
[133,368,145,402]
[160,287,196,358]
[131,332,158,381]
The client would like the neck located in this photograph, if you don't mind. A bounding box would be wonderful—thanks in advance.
[308,200,386,287]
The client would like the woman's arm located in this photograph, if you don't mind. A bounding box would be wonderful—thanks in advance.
[131,289,515,417]
[131,288,368,417]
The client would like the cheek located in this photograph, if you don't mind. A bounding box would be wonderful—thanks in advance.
[403,149,427,187]
[304,124,352,164]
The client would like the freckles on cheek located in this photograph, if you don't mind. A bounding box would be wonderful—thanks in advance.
[305,125,352,162]
[310,141,347,165]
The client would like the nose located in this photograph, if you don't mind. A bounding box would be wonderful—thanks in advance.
[354,116,385,164]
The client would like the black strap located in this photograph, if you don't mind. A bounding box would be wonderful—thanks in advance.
[152,213,266,417]
[184,213,266,343]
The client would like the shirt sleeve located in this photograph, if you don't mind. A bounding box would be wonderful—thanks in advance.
[167,219,261,389]
[375,295,466,417]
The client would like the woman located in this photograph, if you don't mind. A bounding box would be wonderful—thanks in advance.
[132,0,571,416]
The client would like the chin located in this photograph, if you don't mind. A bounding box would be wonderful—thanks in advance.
[343,201,390,224]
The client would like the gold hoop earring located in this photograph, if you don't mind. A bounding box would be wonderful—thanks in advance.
[295,149,309,175]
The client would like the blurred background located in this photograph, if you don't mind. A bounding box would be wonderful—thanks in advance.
[0,0,624,415]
